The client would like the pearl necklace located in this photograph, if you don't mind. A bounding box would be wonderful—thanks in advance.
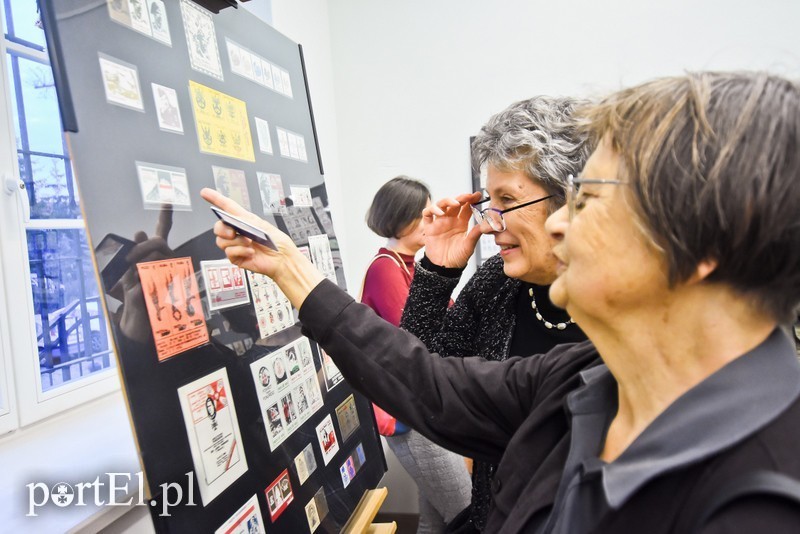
[529,288,575,330]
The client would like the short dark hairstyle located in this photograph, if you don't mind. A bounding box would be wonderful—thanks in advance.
[366,176,430,239]
[581,72,800,322]
[471,96,593,213]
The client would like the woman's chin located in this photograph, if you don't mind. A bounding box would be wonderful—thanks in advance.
[548,278,568,310]
[501,258,528,281]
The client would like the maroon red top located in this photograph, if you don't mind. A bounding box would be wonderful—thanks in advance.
[361,247,416,327]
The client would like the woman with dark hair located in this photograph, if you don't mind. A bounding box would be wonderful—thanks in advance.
[203,70,800,532]
[362,176,431,325]
[361,176,471,533]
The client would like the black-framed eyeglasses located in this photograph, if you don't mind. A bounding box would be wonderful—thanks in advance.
[567,174,625,220]
[470,194,554,232]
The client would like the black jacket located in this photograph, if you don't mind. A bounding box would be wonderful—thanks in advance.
[400,255,585,530]
[301,281,800,533]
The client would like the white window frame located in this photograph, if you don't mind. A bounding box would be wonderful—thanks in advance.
[0,256,18,435]
[0,9,119,428]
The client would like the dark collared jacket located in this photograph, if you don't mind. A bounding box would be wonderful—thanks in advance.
[301,280,800,533]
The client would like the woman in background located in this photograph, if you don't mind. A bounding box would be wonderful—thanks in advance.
[361,176,471,533]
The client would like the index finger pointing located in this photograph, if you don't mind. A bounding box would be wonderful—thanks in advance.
[201,188,248,217]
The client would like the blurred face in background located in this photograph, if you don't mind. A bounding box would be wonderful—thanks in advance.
[396,198,431,254]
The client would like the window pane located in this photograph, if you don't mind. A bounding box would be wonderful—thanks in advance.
[6,58,21,150]
[25,154,81,219]
[14,54,64,155]
[27,229,115,392]
[3,0,45,47]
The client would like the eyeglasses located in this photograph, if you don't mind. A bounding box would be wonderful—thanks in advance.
[566,174,625,220]
[470,194,554,232]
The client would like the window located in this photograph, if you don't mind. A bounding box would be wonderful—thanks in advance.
[1,0,118,426]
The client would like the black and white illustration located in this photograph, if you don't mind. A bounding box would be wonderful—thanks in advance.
[308,234,337,284]
[98,53,144,111]
[151,83,183,133]
[180,0,223,80]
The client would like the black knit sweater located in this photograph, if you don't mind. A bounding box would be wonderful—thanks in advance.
[400,254,586,531]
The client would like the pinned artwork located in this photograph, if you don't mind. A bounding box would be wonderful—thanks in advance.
[190,81,255,162]
[320,347,344,392]
[136,161,192,211]
[180,0,223,80]
[246,272,293,339]
[294,442,318,486]
[275,127,308,162]
[107,0,171,44]
[152,83,183,134]
[264,469,294,522]
[305,497,321,533]
[254,117,273,155]
[339,443,367,489]
[257,172,285,213]
[212,166,252,211]
[201,259,250,311]
[278,207,322,244]
[225,39,292,97]
[315,414,340,466]
[215,494,265,534]
[98,53,144,112]
[177,368,248,505]
[335,394,361,444]
[307,234,337,284]
[289,186,313,208]
[136,257,209,360]
[147,0,171,44]
[250,337,324,451]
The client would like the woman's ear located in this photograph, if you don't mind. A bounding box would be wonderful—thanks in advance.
[689,258,718,284]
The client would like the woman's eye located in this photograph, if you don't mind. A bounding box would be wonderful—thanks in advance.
[574,192,594,212]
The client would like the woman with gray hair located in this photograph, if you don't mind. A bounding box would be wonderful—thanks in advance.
[399,96,592,532]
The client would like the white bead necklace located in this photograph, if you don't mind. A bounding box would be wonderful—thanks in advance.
[529,288,575,330]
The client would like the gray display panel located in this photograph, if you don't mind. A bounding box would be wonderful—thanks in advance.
[42,1,386,531]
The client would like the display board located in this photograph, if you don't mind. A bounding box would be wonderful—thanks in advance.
[41,1,386,532]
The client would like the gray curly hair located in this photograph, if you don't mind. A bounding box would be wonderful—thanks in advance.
[471,96,593,213]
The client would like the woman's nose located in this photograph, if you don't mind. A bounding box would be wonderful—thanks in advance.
[545,205,569,242]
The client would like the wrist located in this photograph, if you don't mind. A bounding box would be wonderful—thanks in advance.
[420,254,465,278]
[272,247,326,309]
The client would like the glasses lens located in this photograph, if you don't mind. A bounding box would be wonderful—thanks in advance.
[470,205,484,225]
[567,175,576,220]
[483,209,505,232]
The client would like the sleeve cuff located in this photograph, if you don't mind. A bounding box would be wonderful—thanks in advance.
[298,279,354,343]
[420,254,465,279]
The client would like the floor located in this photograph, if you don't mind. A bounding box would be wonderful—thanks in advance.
[374,512,419,533]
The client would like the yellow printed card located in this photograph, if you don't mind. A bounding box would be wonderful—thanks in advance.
[189,80,255,162]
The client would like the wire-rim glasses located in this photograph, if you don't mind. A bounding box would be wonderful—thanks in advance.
[567,174,625,220]
[470,194,554,232]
